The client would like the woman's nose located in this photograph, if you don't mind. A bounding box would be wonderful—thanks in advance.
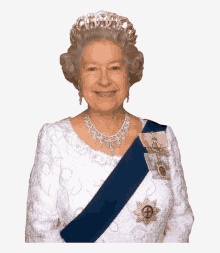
[100,68,110,86]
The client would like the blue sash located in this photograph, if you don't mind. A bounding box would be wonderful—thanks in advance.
[60,120,167,242]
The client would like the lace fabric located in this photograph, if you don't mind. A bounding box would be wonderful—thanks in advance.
[25,117,194,243]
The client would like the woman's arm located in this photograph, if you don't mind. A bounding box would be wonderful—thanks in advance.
[162,126,194,243]
[25,123,65,243]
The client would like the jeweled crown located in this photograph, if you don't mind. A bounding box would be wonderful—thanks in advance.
[70,10,137,45]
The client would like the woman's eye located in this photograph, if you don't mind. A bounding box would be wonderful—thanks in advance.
[88,67,96,71]
[111,66,120,70]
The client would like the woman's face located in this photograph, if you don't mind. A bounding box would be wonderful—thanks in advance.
[79,39,128,112]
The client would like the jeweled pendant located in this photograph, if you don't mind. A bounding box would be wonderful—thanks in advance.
[84,113,130,156]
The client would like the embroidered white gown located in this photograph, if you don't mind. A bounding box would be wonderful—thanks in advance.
[25,117,194,243]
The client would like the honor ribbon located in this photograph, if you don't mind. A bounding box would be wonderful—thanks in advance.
[60,120,167,242]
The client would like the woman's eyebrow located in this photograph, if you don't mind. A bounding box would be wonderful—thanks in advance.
[83,61,98,65]
[83,60,125,65]
[108,59,126,65]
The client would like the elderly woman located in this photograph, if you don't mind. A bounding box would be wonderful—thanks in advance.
[25,10,194,243]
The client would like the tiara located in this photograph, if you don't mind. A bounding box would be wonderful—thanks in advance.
[70,10,137,45]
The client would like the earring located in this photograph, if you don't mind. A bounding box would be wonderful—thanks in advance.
[127,77,130,103]
[78,81,82,105]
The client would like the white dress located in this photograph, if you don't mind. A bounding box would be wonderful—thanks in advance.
[25,117,194,243]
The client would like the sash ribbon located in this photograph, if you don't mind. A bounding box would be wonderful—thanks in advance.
[60,120,167,242]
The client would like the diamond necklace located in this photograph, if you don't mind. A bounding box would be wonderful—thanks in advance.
[84,113,131,156]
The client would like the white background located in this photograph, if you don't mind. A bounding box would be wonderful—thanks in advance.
[1,0,220,252]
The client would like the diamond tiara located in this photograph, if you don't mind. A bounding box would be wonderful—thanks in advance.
[70,10,137,45]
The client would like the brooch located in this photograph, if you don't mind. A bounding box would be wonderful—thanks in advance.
[139,131,171,180]
[139,131,169,156]
[133,197,160,225]
[144,153,171,180]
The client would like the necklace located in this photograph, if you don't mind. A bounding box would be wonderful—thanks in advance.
[84,113,131,156]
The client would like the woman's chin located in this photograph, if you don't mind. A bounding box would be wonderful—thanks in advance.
[91,102,122,112]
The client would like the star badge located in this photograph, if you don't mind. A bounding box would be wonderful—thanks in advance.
[133,197,160,225]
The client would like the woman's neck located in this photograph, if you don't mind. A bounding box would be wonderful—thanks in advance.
[84,106,127,136]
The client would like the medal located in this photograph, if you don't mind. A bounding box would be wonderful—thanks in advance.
[133,197,160,225]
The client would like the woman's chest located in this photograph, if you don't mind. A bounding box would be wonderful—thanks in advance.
[57,157,174,228]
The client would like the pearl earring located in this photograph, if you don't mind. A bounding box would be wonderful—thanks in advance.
[127,77,130,103]
[78,81,82,105]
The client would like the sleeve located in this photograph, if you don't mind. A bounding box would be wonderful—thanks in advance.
[25,123,65,243]
[162,126,194,243]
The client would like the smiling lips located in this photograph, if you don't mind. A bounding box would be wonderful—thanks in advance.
[94,91,117,97]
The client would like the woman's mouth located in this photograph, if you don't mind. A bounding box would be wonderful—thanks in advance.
[94,91,117,97]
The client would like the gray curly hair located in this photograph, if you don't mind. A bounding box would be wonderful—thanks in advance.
[60,11,144,90]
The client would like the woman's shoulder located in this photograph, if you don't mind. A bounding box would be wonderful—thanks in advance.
[140,118,174,139]
[38,117,73,138]
[128,113,168,132]
[37,113,88,143]
[136,117,175,142]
